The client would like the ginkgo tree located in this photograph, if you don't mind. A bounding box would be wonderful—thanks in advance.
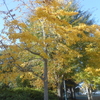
[0,0,100,100]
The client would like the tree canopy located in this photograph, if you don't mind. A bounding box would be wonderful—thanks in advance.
[0,0,100,100]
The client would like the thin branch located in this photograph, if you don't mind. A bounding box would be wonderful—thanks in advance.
[3,0,22,32]
[3,0,14,20]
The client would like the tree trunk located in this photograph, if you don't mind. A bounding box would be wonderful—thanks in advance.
[63,80,68,100]
[70,87,73,99]
[70,87,75,100]
[86,86,93,100]
[72,87,75,99]
[57,82,63,100]
[73,87,76,99]
[43,59,48,100]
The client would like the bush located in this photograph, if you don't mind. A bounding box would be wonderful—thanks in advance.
[0,87,58,100]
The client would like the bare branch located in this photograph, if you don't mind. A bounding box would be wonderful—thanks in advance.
[3,0,22,32]
[3,0,14,20]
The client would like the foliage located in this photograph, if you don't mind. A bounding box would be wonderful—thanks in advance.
[0,87,58,100]
[16,76,31,87]
[0,0,100,100]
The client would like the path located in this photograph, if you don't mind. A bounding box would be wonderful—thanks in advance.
[76,94,100,100]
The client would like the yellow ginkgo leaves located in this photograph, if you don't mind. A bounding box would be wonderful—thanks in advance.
[56,10,78,16]
[84,67,100,76]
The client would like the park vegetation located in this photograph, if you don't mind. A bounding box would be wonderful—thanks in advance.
[0,0,100,100]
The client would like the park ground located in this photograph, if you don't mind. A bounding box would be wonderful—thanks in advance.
[76,94,100,100]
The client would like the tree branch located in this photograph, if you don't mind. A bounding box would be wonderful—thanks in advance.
[3,0,22,32]
[25,47,43,58]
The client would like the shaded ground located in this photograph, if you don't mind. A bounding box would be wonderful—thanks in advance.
[76,94,100,100]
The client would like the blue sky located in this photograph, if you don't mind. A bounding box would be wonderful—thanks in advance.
[79,0,100,25]
[0,0,100,33]
[0,0,18,31]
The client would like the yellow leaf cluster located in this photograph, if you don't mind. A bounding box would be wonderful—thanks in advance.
[84,67,100,76]
[35,4,77,26]
[0,72,19,85]
[18,23,27,28]
[56,10,78,16]
[11,20,19,25]
[40,52,48,59]
[20,72,34,80]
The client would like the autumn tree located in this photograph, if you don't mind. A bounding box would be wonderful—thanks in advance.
[0,0,100,100]
[47,0,95,99]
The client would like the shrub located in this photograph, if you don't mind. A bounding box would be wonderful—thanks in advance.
[0,87,58,100]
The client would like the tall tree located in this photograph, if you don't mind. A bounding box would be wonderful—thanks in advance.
[0,0,100,100]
